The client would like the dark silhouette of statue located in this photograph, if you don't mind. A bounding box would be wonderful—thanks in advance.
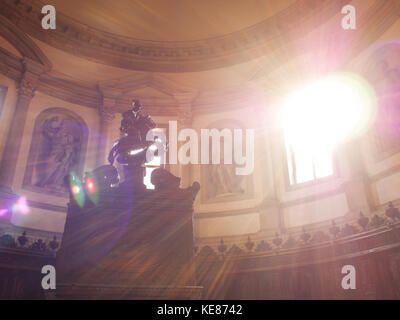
[108,99,156,167]
[108,99,157,190]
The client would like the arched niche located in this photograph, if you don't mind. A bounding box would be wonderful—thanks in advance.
[363,42,400,160]
[200,118,254,204]
[23,107,88,196]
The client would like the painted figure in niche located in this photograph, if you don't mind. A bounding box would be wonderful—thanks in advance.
[205,135,245,198]
[373,60,400,93]
[35,116,81,190]
[208,163,245,198]
[365,44,400,154]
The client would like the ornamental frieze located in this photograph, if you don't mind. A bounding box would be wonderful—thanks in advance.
[0,0,346,72]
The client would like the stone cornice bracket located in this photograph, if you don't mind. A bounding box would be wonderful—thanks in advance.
[97,86,123,122]
[98,98,116,123]
[18,58,48,99]
[98,104,116,123]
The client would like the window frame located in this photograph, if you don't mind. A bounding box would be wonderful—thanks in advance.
[282,133,339,190]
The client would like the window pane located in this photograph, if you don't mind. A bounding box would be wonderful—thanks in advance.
[285,143,295,185]
[313,146,334,179]
[284,132,334,185]
[293,145,315,184]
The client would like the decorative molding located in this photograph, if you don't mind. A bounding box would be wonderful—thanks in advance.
[27,199,67,213]
[98,107,115,123]
[39,73,100,109]
[0,0,397,116]
[0,223,62,253]
[98,74,194,96]
[194,205,399,256]
[0,14,51,68]
[0,47,23,81]
[18,58,45,99]
[0,0,346,72]
[369,163,400,183]
[280,187,345,208]
[194,207,261,220]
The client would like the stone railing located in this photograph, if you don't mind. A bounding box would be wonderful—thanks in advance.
[194,205,400,258]
[0,223,61,254]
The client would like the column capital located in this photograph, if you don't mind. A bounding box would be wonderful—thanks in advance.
[0,59,47,189]
[96,98,117,166]
[99,106,116,123]
[17,58,48,100]
[98,96,116,122]
[18,73,38,100]
[97,89,120,123]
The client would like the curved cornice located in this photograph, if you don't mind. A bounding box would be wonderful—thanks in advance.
[0,15,51,68]
[0,0,347,72]
[0,0,398,115]
[251,0,400,81]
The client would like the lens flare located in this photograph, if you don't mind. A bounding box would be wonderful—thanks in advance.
[13,197,30,215]
[281,72,377,148]
[85,175,99,205]
[84,175,99,205]
[0,208,8,217]
[69,172,85,208]
[85,177,95,194]
[71,185,80,195]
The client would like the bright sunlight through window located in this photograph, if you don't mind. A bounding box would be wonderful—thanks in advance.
[281,73,376,185]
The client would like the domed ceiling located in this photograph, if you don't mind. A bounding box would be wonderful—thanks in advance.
[0,0,351,72]
[0,0,398,114]
[49,0,295,42]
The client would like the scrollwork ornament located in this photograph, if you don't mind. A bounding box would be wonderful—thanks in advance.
[18,75,37,100]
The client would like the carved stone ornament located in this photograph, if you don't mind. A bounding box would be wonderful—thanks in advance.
[99,106,116,123]
[18,75,37,99]
[17,58,48,100]
[0,0,350,72]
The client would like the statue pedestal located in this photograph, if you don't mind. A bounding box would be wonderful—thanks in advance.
[55,168,202,299]
[121,164,146,191]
